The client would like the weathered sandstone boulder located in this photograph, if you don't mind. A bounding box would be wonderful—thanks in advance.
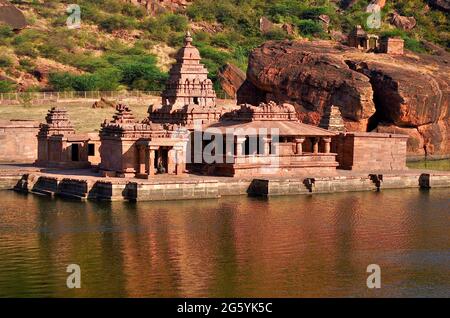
[218,63,246,99]
[428,0,450,12]
[0,0,27,29]
[237,40,450,159]
[390,12,417,31]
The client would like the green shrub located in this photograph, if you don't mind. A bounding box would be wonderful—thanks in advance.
[99,14,136,32]
[404,38,427,53]
[12,29,44,46]
[14,43,39,58]
[264,28,291,41]
[162,14,189,32]
[19,58,36,73]
[121,3,146,19]
[0,81,15,93]
[0,23,13,37]
[0,55,13,68]
[0,24,14,45]
[118,57,168,91]
[48,73,76,91]
[297,20,323,36]
[38,43,62,59]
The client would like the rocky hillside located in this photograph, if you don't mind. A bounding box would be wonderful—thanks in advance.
[0,0,449,159]
[0,0,448,94]
[238,40,449,159]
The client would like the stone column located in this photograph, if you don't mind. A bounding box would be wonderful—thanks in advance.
[167,148,176,174]
[235,137,246,157]
[263,137,271,155]
[138,146,146,175]
[147,146,157,176]
[175,148,185,175]
[312,138,319,154]
[295,137,305,155]
[323,138,332,154]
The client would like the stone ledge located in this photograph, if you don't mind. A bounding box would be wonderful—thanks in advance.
[2,170,448,202]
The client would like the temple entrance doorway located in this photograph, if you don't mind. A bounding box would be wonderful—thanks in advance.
[71,144,79,161]
[155,147,169,174]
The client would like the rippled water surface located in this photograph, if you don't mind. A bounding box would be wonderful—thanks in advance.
[0,189,449,298]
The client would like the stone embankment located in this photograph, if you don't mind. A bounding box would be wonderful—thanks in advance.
[1,169,449,202]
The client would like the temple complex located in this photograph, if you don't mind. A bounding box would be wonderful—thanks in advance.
[34,31,408,181]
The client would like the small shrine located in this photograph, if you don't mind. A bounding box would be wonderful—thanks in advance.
[36,107,98,168]
[99,104,189,178]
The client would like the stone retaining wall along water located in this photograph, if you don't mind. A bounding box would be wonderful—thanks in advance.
[2,171,449,202]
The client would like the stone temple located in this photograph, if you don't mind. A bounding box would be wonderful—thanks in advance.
[35,32,408,178]
[149,31,230,128]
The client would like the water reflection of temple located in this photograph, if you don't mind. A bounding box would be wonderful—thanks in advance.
[3,190,442,297]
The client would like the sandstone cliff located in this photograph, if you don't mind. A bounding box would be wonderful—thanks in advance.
[237,40,450,159]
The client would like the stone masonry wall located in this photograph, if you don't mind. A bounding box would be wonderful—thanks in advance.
[333,132,408,171]
[0,120,39,162]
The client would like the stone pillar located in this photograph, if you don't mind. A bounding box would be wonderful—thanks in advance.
[312,138,319,154]
[295,137,305,155]
[138,146,146,175]
[263,137,271,155]
[175,148,185,175]
[168,148,176,174]
[147,146,157,176]
[235,137,246,157]
[323,138,331,154]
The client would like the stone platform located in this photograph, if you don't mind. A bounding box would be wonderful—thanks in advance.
[1,164,449,202]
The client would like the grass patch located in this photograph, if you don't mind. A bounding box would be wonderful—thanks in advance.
[407,159,450,171]
[0,103,151,132]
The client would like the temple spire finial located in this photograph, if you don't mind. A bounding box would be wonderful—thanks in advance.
[184,30,193,46]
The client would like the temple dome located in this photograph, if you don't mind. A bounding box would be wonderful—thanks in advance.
[176,31,201,61]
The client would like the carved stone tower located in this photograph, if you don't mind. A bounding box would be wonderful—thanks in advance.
[161,31,216,109]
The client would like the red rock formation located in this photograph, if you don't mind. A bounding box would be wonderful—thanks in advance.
[237,40,450,159]
[0,0,27,30]
[390,12,417,31]
[428,0,450,12]
[217,63,246,99]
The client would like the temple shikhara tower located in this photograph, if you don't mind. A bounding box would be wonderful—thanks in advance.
[162,31,216,108]
[149,32,228,127]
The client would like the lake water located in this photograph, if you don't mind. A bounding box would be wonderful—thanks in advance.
[0,189,449,298]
